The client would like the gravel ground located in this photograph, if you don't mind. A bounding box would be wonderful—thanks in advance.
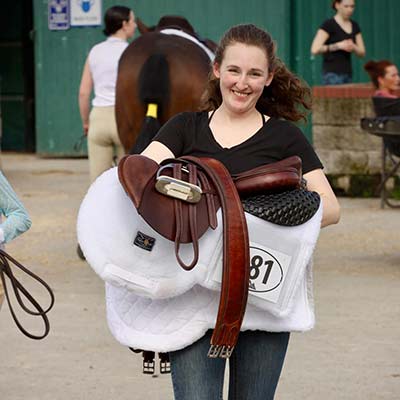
[0,153,399,400]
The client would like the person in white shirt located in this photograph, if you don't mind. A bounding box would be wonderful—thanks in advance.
[79,6,136,182]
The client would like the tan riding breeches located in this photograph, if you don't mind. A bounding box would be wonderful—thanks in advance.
[87,106,125,183]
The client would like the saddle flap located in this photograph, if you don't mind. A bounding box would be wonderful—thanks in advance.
[118,155,159,209]
[118,155,220,244]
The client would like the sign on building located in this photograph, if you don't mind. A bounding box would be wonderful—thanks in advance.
[48,0,70,30]
[70,0,102,27]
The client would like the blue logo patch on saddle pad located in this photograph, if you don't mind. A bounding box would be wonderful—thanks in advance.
[134,231,156,251]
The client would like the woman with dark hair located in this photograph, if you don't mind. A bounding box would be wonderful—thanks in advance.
[140,23,340,399]
[364,60,400,160]
[364,60,400,98]
[79,6,136,182]
[311,0,365,85]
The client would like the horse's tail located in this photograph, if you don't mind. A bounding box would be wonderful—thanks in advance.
[129,53,170,154]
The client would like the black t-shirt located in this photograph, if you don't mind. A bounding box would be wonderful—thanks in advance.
[153,111,323,175]
[320,18,361,75]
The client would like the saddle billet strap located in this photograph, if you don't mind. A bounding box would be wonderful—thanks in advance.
[0,249,55,340]
[173,163,200,270]
[197,170,218,229]
[180,156,250,358]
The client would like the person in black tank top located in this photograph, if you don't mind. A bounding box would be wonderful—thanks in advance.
[311,0,366,85]
[142,24,341,399]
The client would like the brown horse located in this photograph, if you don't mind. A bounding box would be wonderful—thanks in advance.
[115,16,216,154]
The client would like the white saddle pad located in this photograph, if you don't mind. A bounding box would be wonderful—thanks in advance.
[77,168,222,299]
[105,262,315,353]
[160,29,215,61]
[77,167,322,352]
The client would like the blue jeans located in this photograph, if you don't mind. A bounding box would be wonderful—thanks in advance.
[322,72,352,85]
[169,329,290,400]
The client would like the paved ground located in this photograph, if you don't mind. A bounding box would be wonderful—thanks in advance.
[0,153,399,400]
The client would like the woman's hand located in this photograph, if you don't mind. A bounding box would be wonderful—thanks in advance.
[336,39,355,52]
[329,35,365,57]
[82,122,89,136]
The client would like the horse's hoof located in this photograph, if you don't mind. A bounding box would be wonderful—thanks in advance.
[77,244,86,260]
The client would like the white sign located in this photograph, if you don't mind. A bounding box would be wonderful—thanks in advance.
[70,0,102,27]
[247,244,291,304]
[48,0,70,31]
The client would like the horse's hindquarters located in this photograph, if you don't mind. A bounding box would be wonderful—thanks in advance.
[115,32,212,153]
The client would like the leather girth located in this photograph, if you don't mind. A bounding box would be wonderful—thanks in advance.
[181,156,250,358]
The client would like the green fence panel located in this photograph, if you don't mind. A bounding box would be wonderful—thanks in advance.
[32,0,400,155]
[34,0,291,156]
[1,98,26,151]
[292,0,400,87]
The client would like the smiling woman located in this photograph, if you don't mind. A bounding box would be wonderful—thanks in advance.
[140,23,340,399]
[213,43,272,117]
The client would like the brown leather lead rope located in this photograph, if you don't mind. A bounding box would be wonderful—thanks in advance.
[0,249,55,340]
[181,156,250,358]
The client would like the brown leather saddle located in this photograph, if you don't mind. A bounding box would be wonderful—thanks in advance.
[118,154,302,359]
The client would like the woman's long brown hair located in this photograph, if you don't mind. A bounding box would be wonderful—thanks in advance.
[200,24,312,122]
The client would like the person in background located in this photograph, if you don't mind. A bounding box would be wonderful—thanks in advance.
[0,171,32,308]
[142,23,340,399]
[364,59,400,158]
[364,60,400,98]
[311,0,365,85]
[79,5,136,183]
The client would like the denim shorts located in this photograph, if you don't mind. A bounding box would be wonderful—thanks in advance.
[322,72,352,85]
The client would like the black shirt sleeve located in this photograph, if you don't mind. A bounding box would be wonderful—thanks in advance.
[320,18,334,34]
[152,112,191,156]
[283,123,323,174]
[352,20,361,34]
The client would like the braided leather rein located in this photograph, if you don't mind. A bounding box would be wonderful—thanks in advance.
[0,249,55,340]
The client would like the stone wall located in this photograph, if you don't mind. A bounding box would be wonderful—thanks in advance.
[311,84,395,195]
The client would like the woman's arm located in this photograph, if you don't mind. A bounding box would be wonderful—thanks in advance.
[0,173,32,244]
[303,169,340,228]
[311,29,330,55]
[353,32,366,58]
[311,29,359,55]
[78,58,93,136]
[141,141,175,164]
